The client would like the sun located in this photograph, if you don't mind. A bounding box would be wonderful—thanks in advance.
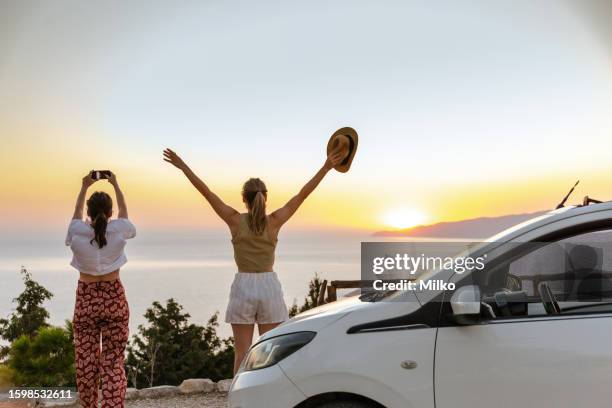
[382,207,427,230]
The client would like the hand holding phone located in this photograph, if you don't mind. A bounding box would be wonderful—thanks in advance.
[90,170,112,180]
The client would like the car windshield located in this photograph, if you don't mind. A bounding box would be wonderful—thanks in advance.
[485,210,563,242]
[370,210,563,302]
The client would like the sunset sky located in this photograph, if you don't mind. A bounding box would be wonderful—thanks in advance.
[1,0,611,233]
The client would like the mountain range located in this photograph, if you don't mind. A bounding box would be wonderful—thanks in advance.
[373,211,548,239]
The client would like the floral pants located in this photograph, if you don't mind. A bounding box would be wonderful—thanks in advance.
[73,279,129,408]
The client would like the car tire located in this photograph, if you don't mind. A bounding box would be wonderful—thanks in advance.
[317,401,375,408]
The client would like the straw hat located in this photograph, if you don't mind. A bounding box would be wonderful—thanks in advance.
[327,127,358,173]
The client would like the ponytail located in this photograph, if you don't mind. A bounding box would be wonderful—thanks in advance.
[242,178,268,235]
[91,213,108,248]
[86,191,113,249]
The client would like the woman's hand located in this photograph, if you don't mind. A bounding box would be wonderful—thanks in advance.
[324,146,345,171]
[164,148,239,227]
[108,171,128,218]
[81,172,96,189]
[107,171,119,188]
[163,148,187,170]
[75,172,96,219]
[270,145,345,230]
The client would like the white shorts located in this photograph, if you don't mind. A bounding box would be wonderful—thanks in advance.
[225,272,289,324]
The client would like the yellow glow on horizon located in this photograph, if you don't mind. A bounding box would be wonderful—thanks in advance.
[381,207,427,230]
[2,143,612,233]
[0,171,610,232]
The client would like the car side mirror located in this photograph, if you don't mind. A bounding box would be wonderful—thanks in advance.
[450,285,481,325]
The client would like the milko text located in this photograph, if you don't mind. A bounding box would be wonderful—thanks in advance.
[373,279,455,291]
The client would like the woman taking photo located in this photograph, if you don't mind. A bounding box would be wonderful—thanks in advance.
[66,171,136,408]
[163,139,348,374]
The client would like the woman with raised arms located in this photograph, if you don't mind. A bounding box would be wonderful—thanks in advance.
[66,171,136,408]
[163,128,357,374]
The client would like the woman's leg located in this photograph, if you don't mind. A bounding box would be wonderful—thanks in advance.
[73,284,101,408]
[74,325,101,408]
[99,281,130,408]
[258,322,281,336]
[231,323,255,375]
[99,320,129,408]
[256,273,288,337]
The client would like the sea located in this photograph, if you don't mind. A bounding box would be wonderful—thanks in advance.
[0,228,380,339]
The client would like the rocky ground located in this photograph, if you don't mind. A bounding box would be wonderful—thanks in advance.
[0,379,232,408]
[126,393,227,408]
[0,394,229,408]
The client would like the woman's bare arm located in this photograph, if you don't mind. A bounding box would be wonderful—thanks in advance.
[72,173,96,220]
[163,148,240,226]
[269,148,344,229]
[108,172,128,218]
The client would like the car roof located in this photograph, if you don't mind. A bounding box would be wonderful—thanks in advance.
[487,201,612,243]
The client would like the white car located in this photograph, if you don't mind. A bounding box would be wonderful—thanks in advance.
[229,202,612,408]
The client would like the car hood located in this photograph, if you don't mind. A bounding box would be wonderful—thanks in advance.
[258,292,421,341]
[257,296,364,341]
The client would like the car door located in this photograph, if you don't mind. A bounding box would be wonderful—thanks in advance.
[435,228,612,408]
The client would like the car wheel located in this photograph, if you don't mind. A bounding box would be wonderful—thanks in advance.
[317,401,375,408]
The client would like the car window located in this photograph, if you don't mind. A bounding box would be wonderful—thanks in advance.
[482,229,612,319]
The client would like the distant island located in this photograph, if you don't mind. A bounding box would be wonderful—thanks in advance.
[373,211,547,239]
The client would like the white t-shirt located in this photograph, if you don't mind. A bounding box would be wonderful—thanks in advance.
[66,218,137,275]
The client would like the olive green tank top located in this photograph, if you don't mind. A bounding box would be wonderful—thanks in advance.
[231,214,277,272]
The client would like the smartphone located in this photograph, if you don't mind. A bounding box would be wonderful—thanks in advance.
[90,170,112,180]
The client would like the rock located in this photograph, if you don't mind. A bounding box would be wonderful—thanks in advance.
[38,392,79,407]
[125,388,140,400]
[215,379,233,393]
[179,378,215,394]
[138,385,180,399]
[41,402,79,408]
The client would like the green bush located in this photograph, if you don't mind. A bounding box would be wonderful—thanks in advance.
[0,268,73,387]
[8,322,75,387]
[0,267,321,388]
[126,299,234,388]
[289,273,324,317]
[0,267,53,359]
[0,364,15,390]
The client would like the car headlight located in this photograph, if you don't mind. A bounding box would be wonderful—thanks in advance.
[241,331,316,371]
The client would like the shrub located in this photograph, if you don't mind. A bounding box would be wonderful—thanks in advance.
[8,322,75,387]
[0,267,53,360]
[289,273,325,317]
[0,365,15,390]
[126,299,234,388]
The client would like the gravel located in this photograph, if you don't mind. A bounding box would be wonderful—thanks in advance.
[0,389,228,408]
[126,393,228,408]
